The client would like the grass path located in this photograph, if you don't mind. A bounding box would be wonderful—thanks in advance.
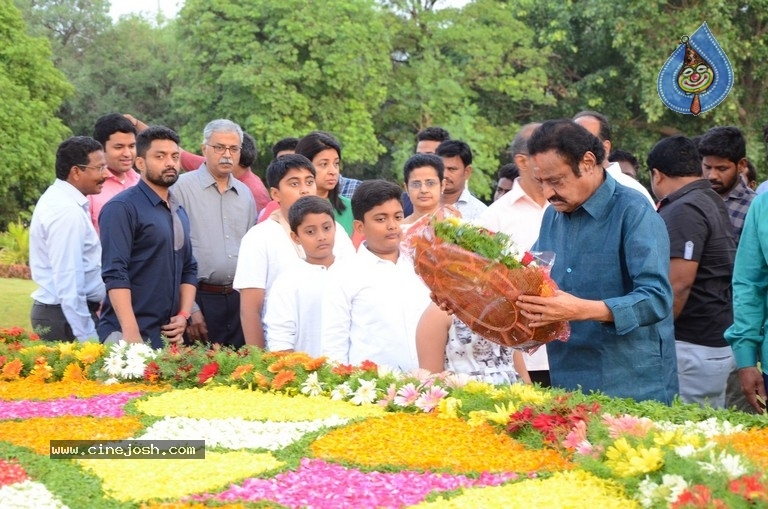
[0,278,35,329]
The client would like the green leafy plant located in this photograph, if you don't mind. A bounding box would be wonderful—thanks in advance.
[0,220,30,266]
[433,218,524,270]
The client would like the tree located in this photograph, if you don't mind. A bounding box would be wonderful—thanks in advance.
[174,0,392,170]
[0,0,71,228]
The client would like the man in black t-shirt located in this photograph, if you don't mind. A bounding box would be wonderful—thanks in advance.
[648,136,736,408]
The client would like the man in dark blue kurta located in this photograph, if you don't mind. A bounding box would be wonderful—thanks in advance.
[98,126,198,349]
[517,119,678,404]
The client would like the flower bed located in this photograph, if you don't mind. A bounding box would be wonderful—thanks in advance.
[1,330,767,508]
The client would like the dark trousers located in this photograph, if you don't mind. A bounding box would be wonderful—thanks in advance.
[528,370,551,388]
[30,301,98,342]
[188,290,245,349]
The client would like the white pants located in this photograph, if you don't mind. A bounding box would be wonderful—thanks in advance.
[675,340,735,409]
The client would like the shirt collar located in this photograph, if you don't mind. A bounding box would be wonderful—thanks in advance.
[137,179,168,207]
[457,187,473,204]
[726,179,753,201]
[579,170,615,220]
[658,179,710,208]
[501,177,547,208]
[198,163,237,192]
[53,179,88,208]
[358,242,400,266]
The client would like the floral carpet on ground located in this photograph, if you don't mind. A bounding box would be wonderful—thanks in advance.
[1,327,768,508]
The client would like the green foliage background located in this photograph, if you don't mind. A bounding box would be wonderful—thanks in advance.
[3,0,767,230]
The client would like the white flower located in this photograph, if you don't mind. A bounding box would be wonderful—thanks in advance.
[103,377,120,386]
[300,372,325,397]
[636,477,662,508]
[330,382,353,401]
[376,364,397,378]
[660,475,689,504]
[103,354,125,377]
[0,480,69,508]
[122,356,149,379]
[350,379,379,406]
[698,450,749,479]
[137,416,349,450]
[636,474,689,508]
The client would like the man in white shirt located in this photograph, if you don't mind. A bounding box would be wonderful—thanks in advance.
[478,123,548,385]
[322,180,431,370]
[435,140,488,221]
[30,137,110,342]
[573,111,656,207]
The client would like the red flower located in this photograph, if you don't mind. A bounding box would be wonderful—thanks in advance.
[507,407,535,434]
[332,364,355,376]
[360,360,378,372]
[143,361,161,383]
[672,485,728,509]
[0,459,28,487]
[729,474,768,502]
[197,361,219,385]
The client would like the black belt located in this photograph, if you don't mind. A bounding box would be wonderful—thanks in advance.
[34,300,101,312]
[198,282,235,294]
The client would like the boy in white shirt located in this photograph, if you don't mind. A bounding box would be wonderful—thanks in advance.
[322,180,432,370]
[234,155,354,347]
[264,196,344,356]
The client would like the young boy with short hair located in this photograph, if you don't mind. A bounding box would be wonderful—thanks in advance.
[322,180,431,370]
[264,196,343,355]
[234,155,354,347]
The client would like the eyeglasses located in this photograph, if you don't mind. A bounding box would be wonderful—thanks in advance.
[77,164,108,172]
[205,144,241,155]
[408,179,440,190]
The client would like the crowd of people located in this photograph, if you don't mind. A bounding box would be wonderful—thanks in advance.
[27,111,768,412]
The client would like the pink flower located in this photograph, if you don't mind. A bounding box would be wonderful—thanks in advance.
[393,383,420,407]
[602,413,654,438]
[414,385,448,413]
[562,420,588,450]
[443,372,471,389]
[377,383,398,407]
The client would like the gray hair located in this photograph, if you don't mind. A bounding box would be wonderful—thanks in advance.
[202,119,243,144]
[508,122,541,157]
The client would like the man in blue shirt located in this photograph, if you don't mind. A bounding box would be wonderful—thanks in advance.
[98,126,198,349]
[517,119,677,404]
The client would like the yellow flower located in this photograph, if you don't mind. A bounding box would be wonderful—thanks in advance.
[605,437,664,477]
[61,363,86,382]
[75,342,105,365]
[467,410,494,427]
[463,380,495,394]
[79,451,282,501]
[505,383,551,405]
[486,401,518,425]
[653,429,702,449]
[410,470,638,508]
[57,342,76,357]
[436,397,462,419]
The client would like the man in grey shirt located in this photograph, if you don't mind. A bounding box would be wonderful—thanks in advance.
[171,119,257,348]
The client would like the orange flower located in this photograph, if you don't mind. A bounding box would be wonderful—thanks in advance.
[29,357,53,382]
[230,364,254,380]
[1,359,23,380]
[0,380,166,400]
[0,416,143,454]
[252,372,270,389]
[61,363,86,382]
[267,359,285,373]
[311,413,570,474]
[302,356,327,371]
[271,370,296,391]
[719,428,768,470]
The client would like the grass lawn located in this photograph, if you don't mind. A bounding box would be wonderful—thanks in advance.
[0,278,35,330]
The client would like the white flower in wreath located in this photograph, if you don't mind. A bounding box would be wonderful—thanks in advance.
[350,379,379,406]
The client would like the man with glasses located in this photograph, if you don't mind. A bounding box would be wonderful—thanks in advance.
[171,119,257,348]
[30,136,110,341]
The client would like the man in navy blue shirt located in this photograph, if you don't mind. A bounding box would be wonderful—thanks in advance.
[98,126,198,348]
[516,119,677,404]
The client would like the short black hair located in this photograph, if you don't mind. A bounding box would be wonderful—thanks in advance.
[266,153,315,189]
[527,119,605,176]
[416,126,450,143]
[435,139,472,167]
[238,133,257,169]
[271,137,299,159]
[403,153,444,183]
[136,126,180,158]
[93,113,137,146]
[497,162,519,181]
[608,149,639,170]
[697,126,746,165]
[646,136,701,178]
[55,136,103,180]
[351,180,403,221]
[288,195,335,233]
[573,110,611,142]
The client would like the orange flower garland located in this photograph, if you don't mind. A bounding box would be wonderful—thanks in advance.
[0,416,143,454]
[311,413,570,473]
